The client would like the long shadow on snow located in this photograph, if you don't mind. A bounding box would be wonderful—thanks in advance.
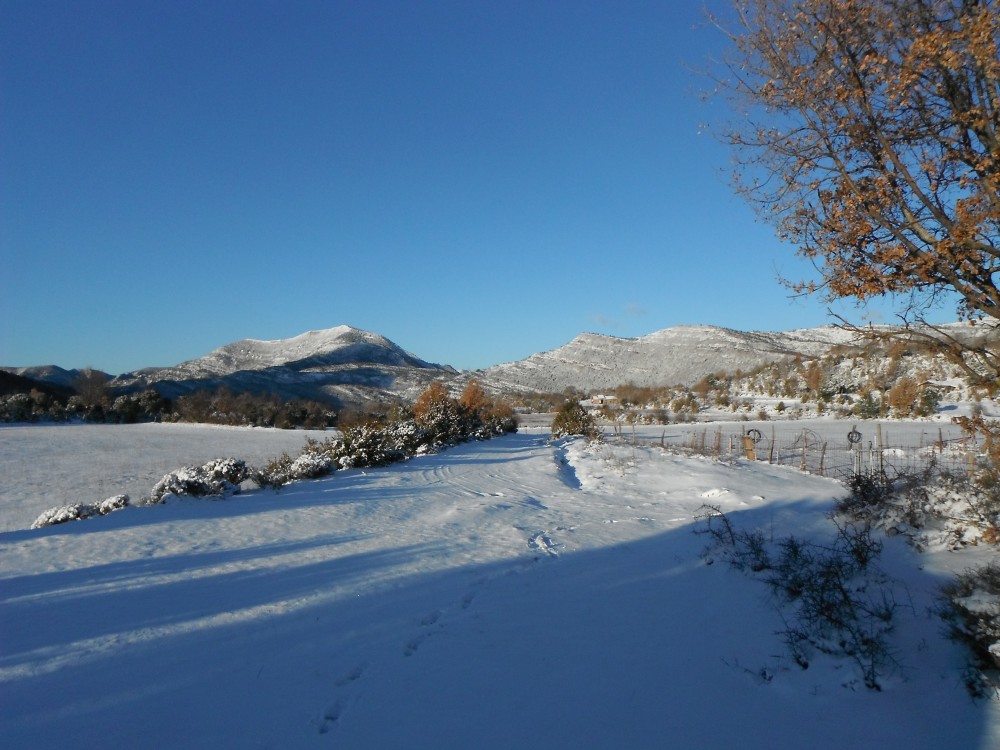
[0,499,989,750]
[0,532,372,606]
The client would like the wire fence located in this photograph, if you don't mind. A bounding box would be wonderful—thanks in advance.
[629,424,992,480]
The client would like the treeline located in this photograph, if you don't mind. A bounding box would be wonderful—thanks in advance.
[0,381,336,429]
[0,375,518,434]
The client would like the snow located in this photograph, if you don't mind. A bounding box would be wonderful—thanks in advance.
[479,323,862,392]
[0,423,329,532]
[115,325,441,384]
[2,424,999,748]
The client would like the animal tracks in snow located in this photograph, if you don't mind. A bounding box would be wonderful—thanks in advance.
[318,700,344,734]
[316,576,493,733]
[334,663,367,687]
[403,633,429,657]
[319,663,368,733]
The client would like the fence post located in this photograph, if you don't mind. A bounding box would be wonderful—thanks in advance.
[819,442,827,476]
[848,426,863,478]
[800,428,807,472]
[876,424,884,479]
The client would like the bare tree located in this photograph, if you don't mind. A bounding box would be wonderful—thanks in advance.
[712,0,1000,382]
[73,368,110,408]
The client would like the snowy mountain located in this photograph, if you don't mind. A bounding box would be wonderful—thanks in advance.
[473,324,864,393]
[6,321,993,407]
[110,326,455,406]
[1,364,96,389]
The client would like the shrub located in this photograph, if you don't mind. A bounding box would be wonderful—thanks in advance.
[853,391,882,419]
[289,450,332,479]
[697,505,904,690]
[252,447,336,489]
[940,562,1000,697]
[838,469,1000,551]
[914,387,940,417]
[551,398,600,440]
[837,474,895,517]
[150,458,250,502]
[31,494,130,529]
[479,402,518,436]
[251,453,292,489]
[886,377,920,417]
[323,423,410,469]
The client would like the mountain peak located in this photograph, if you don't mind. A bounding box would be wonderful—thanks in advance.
[105,325,454,406]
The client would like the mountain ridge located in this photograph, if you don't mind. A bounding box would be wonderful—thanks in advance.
[471,323,864,393]
[5,321,993,406]
[100,325,454,406]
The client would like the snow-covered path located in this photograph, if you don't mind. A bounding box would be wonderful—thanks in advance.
[1,433,997,748]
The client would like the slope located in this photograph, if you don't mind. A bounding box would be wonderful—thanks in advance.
[110,325,454,405]
[476,324,860,392]
[1,433,996,748]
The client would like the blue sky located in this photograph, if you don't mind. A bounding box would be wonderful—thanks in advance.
[2,0,921,374]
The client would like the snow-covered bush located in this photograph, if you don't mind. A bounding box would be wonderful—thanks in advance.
[251,448,335,489]
[324,423,409,468]
[289,451,332,479]
[251,386,518,485]
[940,562,1000,697]
[698,506,904,690]
[838,470,1000,552]
[836,465,1000,693]
[108,390,170,423]
[379,418,430,454]
[0,391,65,422]
[149,458,250,502]
[31,494,130,529]
[251,453,294,489]
[551,399,601,441]
[477,403,518,438]
[31,503,98,528]
[414,391,467,446]
[96,493,130,514]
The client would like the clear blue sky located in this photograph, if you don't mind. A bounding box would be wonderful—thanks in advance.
[2,0,919,374]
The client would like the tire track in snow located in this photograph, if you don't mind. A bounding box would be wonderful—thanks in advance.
[553,444,582,489]
[312,435,585,736]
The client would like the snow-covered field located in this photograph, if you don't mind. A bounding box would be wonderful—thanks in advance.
[0,423,329,533]
[2,424,999,748]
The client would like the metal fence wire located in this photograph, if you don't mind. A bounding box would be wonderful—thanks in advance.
[646,424,993,480]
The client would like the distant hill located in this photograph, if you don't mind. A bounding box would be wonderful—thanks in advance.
[0,370,75,400]
[472,325,863,393]
[6,321,994,410]
[109,325,455,406]
[0,365,96,391]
